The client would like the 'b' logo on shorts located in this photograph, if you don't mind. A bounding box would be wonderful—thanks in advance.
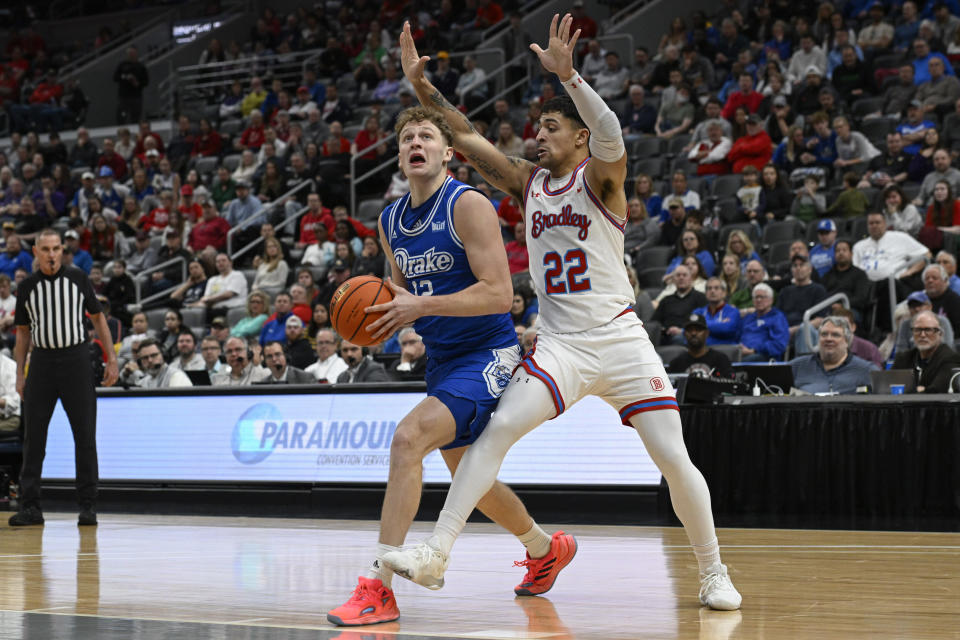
[651,377,664,392]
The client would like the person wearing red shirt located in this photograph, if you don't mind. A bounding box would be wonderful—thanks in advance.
[189,201,232,252]
[727,115,773,174]
[721,73,764,120]
[0,66,19,109]
[139,191,174,232]
[237,111,266,151]
[322,121,351,156]
[191,117,222,157]
[132,121,166,156]
[570,1,598,40]
[503,220,529,274]
[924,180,960,235]
[177,185,203,224]
[497,195,522,232]
[332,205,376,238]
[297,193,334,248]
[96,140,129,182]
[475,0,504,29]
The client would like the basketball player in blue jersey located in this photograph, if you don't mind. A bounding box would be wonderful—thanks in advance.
[383,17,742,610]
[326,106,577,626]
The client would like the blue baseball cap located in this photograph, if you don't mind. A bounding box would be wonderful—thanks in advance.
[817,219,836,232]
[98,166,114,177]
[906,291,930,306]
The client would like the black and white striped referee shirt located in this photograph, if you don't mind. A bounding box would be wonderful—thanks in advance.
[14,266,101,350]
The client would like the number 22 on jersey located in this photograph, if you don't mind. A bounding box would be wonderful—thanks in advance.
[543,249,591,295]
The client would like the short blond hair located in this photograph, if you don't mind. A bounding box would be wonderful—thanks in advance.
[394,106,455,147]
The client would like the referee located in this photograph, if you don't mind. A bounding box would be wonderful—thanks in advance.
[8,229,118,527]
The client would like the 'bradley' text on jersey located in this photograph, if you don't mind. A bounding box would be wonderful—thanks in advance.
[529,204,591,241]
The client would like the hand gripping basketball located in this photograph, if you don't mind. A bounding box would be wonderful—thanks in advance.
[365,279,423,342]
[329,276,397,346]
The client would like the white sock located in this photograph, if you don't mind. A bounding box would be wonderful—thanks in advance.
[433,508,468,556]
[365,542,400,588]
[517,522,552,559]
[692,538,722,574]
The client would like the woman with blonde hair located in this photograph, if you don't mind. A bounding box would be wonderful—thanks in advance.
[230,290,271,338]
[725,230,761,272]
[251,237,289,293]
[720,253,747,298]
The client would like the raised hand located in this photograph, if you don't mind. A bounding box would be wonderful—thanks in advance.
[399,21,430,84]
[529,13,580,82]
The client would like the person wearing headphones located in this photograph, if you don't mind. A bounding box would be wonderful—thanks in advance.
[212,336,270,385]
[258,340,315,384]
[336,339,389,383]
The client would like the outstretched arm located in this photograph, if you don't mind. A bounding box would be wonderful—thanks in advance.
[532,13,628,217]
[400,22,534,202]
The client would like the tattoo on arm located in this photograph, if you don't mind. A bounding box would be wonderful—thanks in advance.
[428,89,476,133]
[465,153,504,181]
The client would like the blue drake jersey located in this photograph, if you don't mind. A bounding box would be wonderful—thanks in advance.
[381,176,517,360]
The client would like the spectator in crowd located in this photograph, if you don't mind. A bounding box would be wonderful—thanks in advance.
[912,37,954,86]
[503,221,529,275]
[455,56,488,110]
[924,180,960,239]
[188,201,230,253]
[787,35,828,84]
[624,197,660,258]
[916,55,960,116]
[859,132,910,189]
[740,283,790,361]
[778,254,828,353]
[854,211,931,288]
[168,329,205,372]
[0,235,32,278]
[687,120,731,176]
[169,258,208,309]
[621,85,657,141]
[259,339,315,384]
[302,223,336,269]
[581,39,608,83]
[389,327,428,381]
[594,51,629,99]
[858,2,894,55]
[212,336,270,385]
[832,306,884,368]
[667,229,715,277]
[494,122,523,156]
[895,290,956,354]
[810,219,838,276]
[923,263,960,334]
[721,72,763,120]
[830,44,872,105]
[113,46,148,123]
[633,173,662,222]
[759,164,793,223]
[789,175,827,224]
[336,339,388,383]
[725,230,762,273]
[667,313,735,378]
[735,165,764,224]
[251,238,289,294]
[936,250,960,294]
[665,170,701,213]
[693,277,741,346]
[191,253,248,319]
[683,99,731,153]
[353,236,386,279]
[224,180,266,234]
[899,101,937,156]
[893,310,960,392]
[133,338,191,388]
[69,128,98,169]
[652,264,708,345]
[790,316,877,394]
[259,291,295,346]
[728,115,773,174]
[305,328,348,383]
[658,199,686,249]
[832,116,880,173]
[917,149,960,207]
[230,290,270,340]
[821,239,872,322]
[827,171,871,219]
[654,82,695,140]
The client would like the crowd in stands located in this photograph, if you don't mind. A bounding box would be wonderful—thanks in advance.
[0,0,959,393]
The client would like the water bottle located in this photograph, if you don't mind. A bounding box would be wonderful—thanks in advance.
[9,482,18,511]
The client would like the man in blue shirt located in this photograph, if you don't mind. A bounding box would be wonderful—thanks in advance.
[0,235,32,278]
[693,277,741,345]
[897,101,936,155]
[789,315,877,394]
[223,180,265,229]
[740,283,790,361]
[911,38,955,86]
[258,291,294,345]
[64,230,93,274]
[809,219,838,276]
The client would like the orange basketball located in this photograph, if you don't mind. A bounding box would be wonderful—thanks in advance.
[329,275,396,346]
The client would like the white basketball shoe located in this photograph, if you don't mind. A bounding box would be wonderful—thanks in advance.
[698,564,742,610]
[382,539,449,590]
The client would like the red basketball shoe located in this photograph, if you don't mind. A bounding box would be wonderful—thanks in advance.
[513,531,578,596]
[327,576,400,626]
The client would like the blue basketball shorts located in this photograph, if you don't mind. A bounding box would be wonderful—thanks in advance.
[426,343,522,450]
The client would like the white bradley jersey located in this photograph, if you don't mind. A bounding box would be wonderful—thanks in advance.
[523,157,635,333]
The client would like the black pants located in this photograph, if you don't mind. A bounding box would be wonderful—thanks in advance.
[20,343,98,509]
[116,96,142,124]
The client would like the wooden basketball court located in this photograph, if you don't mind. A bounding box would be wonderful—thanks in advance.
[0,514,957,639]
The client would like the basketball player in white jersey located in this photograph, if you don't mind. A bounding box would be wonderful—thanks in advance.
[382,16,742,610]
